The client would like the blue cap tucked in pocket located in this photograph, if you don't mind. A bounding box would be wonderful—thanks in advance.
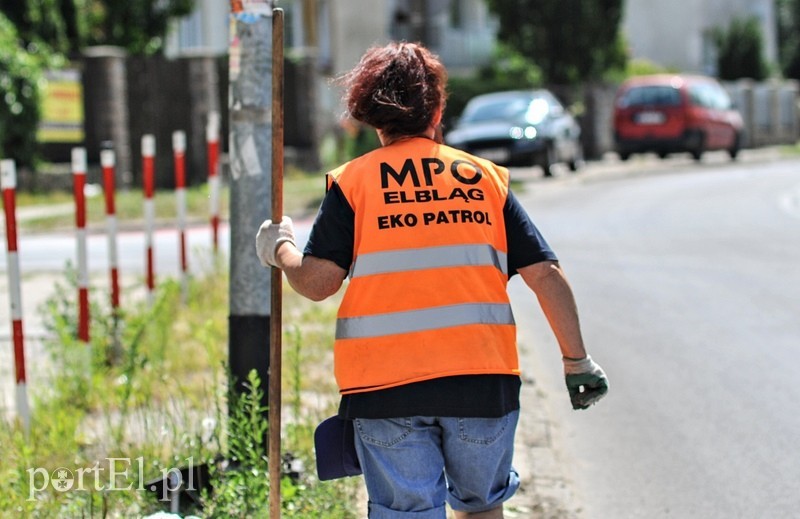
[314,416,362,480]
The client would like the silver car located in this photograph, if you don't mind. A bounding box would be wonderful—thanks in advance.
[445,89,583,176]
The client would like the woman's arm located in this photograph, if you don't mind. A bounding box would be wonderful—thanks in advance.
[275,242,347,301]
[518,259,608,410]
[518,260,587,360]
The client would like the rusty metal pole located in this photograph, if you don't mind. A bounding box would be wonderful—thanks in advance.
[269,9,284,518]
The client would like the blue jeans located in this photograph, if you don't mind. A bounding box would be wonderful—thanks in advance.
[353,411,520,518]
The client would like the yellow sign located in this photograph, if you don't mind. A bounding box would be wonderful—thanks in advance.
[37,69,84,143]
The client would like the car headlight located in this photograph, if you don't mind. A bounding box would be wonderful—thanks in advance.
[509,126,537,139]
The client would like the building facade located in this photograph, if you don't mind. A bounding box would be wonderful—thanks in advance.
[166,0,497,73]
[622,0,777,75]
[167,0,778,76]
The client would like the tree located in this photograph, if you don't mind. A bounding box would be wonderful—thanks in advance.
[87,0,195,55]
[777,0,800,79]
[0,0,196,167]
[486,0,627,85]
[0,0,196,56]
[0,0,84,55]
[445,44,542,126]
[713,16,768,80]
[0,13,52,166]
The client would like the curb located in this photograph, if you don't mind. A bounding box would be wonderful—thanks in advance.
[510,146,789,186]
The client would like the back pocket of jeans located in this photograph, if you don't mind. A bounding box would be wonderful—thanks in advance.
[355,417,413,447]
[457,415,509,445]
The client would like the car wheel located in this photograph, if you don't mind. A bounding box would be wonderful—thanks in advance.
[568,145,584,172]
[728,133,741,160]
[690,132,705,162]
[657,151,669,159]
[618,151,630,161]
[537,144,554,177]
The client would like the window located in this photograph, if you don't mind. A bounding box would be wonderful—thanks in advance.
[688,83,732,110]
[619,86,682,108]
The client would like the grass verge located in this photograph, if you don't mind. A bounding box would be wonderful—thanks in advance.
[0,258,359,517]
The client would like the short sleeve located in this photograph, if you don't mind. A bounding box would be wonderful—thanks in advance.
[303,180,355,271]
[505,190,558,276]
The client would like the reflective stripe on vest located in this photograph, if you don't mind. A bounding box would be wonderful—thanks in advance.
[336,302,515,340]
[349,243,508,279]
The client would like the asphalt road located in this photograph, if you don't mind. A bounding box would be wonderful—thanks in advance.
[508,151,800,518]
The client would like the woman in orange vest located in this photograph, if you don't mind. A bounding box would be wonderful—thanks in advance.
[257,42,608,519]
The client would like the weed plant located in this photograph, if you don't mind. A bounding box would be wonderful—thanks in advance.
[0,258,359,517]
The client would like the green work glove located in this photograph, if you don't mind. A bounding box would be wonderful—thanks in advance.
[563,355,609,410]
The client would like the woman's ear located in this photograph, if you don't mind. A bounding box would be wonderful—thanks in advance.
[376,129,388,146]
[432,106,443,127]
[431,106,444,143]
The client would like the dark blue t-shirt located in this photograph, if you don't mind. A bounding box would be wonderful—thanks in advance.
[304,181,558,419]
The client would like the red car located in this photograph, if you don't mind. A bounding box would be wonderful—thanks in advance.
[613,74,744,161]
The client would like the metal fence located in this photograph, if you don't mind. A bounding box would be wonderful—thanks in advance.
[723,79,800,148]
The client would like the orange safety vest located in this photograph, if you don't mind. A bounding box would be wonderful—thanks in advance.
[329,137,519,394]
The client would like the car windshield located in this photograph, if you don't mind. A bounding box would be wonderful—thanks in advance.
[688,83,733,110]
[460,95,549,124]
[618,86,682,108]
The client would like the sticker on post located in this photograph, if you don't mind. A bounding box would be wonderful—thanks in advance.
[231,0,272,23]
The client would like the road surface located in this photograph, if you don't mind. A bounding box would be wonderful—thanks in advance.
[509,152,800,518]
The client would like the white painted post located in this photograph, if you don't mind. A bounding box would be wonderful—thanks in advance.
[142,134,156,306]
[101,148,120,310]
[206,111,221,252]
[1,159,31,432]
[72,148,90,345]
[173,130,188,302]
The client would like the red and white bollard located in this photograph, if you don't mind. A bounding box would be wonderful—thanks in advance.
[101,148,120,310]
[1,159,30,432]
[173,130,188,302]
[72,147,90,345]
[206,112,221,252]
[142,134,156,306]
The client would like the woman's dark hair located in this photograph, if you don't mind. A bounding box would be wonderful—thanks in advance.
[340,42,448,140]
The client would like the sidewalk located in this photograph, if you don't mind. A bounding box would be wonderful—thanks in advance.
[505,373,583,519]
[509,145,787,185]
[14,202,74,222]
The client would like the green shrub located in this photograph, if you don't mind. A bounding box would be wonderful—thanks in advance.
[599,57,678,85]
[0,13,62,168]
[444,44,543,128]
[714,16,769,80]
[0,14,39,166]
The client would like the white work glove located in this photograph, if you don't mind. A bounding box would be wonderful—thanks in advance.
[255,216,296,268]
[563,355,609,410]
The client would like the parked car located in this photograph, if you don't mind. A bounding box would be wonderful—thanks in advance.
[444,89,583,176]
[613,74,744,161]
